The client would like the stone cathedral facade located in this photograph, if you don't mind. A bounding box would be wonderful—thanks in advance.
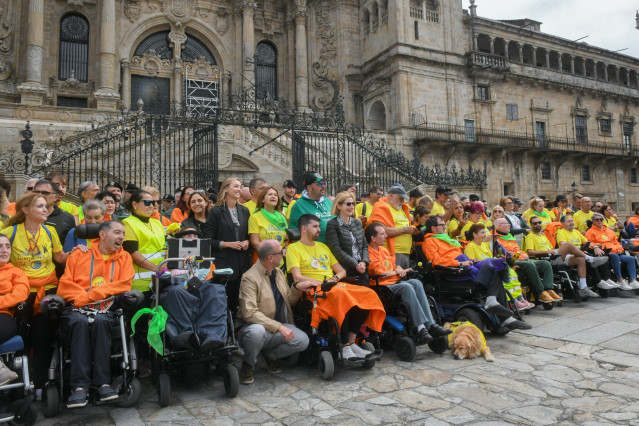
[0,0,638,211]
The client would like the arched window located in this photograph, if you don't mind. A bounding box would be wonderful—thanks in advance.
[59,14,89,82]
[133,31,216,64]
[367,101,386,130]
[255,41,277,99]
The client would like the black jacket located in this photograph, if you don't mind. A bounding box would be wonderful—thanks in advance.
[325,217,369,269]
[202,204,250,282]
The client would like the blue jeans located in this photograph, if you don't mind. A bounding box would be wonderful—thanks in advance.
[388,279,435,328]
[609,253,637,280]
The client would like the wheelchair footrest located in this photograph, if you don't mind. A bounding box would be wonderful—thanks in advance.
[339,349,383,366]
[0,412,14,422]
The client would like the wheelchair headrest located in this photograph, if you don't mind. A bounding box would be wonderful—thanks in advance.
[40,294,66,318]
[286,228,301,243]
[119,290,145,309]
[74,223,101,240]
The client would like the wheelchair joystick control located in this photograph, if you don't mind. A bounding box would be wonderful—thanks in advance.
[320,278,338,293]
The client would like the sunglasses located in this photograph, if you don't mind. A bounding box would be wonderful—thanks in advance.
[34,190,55,196]
[531,221,541,225]
[343,202,355,207]
[592,218,604,221]
[26,187,34,191]
[316,181,325,187]
[142,200,158,206]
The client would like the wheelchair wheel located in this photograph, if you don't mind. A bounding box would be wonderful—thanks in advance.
[113,376,142,408]
[319,350,334,380]
[395,336,416,362]
[428,337,448,354]
[42,384,60,418]
[542,302,554,311]
[279,352,300,368]
[454,308,485,331]
[361,342,376,369]
[223,364,239,398]
[157,373,171,407]
[599,288,609,298]
[8,400,37,426]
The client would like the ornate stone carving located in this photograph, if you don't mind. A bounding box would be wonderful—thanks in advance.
[262,0,274,37]
[310,0,339,111]
[184,57,220,79]
[130,50,173,75]
[124,0,143,23]
[168,28,187,58]
[67,0,83,6]
[49,71,95,96]
[0,0,13,54]
[161,0,196,28]
[0,58,14,83]
[214,7,230,36]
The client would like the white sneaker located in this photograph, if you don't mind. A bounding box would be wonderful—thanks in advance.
[597,281,615,290]
[341,344,359,361]
[629,280,639,289]
[590,256,609,267]
[579,287,600,298]
[607,279,621,288]
[0,360,17,386]
[619,279,633,291]
[351,344,372,358]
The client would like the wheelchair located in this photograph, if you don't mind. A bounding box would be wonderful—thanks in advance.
[292,278,383,380]
[0,303,37,426]
[369,274,447,362]
[150,257,239,408]
[39,293,143,417]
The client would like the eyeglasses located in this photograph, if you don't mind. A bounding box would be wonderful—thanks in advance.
[505,201,513,205]
[26,186,34,191]
[269,250,284,256]
[530,221,541,225]
[34,190,55,196]
[343,202,355,207]
[592,218,604,221]
[142,200,158,206]
[436,223,446,227]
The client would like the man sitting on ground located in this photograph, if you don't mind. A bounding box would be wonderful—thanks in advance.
[422,216,530,330]
[56,221,134,408]
[366,222,451,345]
[237,239,313,384]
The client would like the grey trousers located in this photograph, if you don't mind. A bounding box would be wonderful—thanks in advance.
[388,279,435,328]
[238,323,309,367]
[395,253,411,269]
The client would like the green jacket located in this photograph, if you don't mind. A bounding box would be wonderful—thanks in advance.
[288,191,334,243]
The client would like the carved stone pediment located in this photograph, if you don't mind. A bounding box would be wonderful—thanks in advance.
[184,57,220,79]
[162,0,196,28]
[215,7,230,36]
[49,72,95,96]
[124,0,143,22]
[130,50,173,75]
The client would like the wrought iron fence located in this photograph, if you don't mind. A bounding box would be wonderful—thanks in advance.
[416,122,639,157]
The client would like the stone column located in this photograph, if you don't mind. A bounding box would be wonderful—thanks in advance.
[18,0,47,105]
[294,3,309,108]
[545,51,550,68]
[286,19,296,103]
[518,44,523,63]
[121,60,131,111]
[615,67,620,84]
[242,1,257,88]
[223,72,232,107]
[603,64,608,81]
[489,38,494,55]
[532,47,537,67]
[570,55,575,74]
[94,0,119,110]
[173,62,183,111]
[592,62,597,79]
[473,35,478,52]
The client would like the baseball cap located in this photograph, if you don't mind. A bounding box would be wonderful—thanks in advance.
[303,172,324,187]
[388,184,409,200]
[512,197,524,206]
[283,179,296,188]
[469,193,480,202]
[162,194,175,202]
[555,194,568,203]
[360,192,370,198]
[538,195,548,201]
[104,181,123,191]
[435,185,453,195]
[125,183,140,192]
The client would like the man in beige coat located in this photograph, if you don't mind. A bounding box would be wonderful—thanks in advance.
[237,239,315,384]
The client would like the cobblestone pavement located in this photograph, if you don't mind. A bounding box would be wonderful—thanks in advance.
[35,295,639,425]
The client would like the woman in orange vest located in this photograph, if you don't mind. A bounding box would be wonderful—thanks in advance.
[170,185,195,224]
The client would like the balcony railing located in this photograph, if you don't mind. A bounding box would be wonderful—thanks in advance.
[467,52,510,71]
[410,6,423,19]
[415,122,638,157]
[425,10,439,23]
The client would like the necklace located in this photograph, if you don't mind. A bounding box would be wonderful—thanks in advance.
[25,224,41,255]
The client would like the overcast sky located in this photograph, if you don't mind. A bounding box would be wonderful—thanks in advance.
[464,0,639,59]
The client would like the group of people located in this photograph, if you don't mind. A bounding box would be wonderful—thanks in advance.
[0,168,637,408]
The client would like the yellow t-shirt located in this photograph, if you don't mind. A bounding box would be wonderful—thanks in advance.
[431,202,446,217]
[243,200,257,215]
[604,216,620,237]
[355,201,374,218]
[556,228,588,246]
[522,232,553,252]
[390,205,411,254]
[458,220,487,241]
[286,241,337,282]
[59,201,79,217]
[464,241,492,260]
[248,210,287,247]
[523,208,555,225]
[447,218,461,238]
[1,223,62,279]
[285,199,296,222]
[573,210,594,233]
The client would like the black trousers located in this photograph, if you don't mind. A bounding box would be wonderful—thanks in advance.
[61,310,115,390]
[340,306,369,343]
[24,291,56,388]
[0,314,16,344]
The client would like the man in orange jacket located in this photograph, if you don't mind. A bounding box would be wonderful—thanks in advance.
[422,216,531,331]
[56,221,134,408]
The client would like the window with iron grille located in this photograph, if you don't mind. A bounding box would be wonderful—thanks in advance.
[506,104,518,120]
[255,41,277,100]
[575,116,587,144]
[624,122,633,154]
[464,119,475,142]
[58,14,89,82]
[540,162,551,180]
[133,31,216,65]
[581,164,591,182]
[600,118,611,134]
[630,168,637,184]
[477,85,490,100]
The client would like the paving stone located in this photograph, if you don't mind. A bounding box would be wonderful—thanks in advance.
[561,396,622,412]
[388,389,450,411]
[567,321,639,345]
[399,369,451,386]
[433,405,477,424]
[592,349,639,368]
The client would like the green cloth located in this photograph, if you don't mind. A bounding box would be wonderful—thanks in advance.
[131,306,168,356]
[430,233,461,247]
[532,210,550,219]
[258,208,287,230]
[498,233,516,241]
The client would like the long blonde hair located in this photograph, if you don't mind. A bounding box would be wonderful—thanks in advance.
[216,177,241,207]
[3,193,46,228]
[331,191,356,217]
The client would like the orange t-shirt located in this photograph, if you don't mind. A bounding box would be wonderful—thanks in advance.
[368,245,400,286]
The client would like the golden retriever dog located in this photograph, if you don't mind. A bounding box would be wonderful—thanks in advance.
[444,321,494,362]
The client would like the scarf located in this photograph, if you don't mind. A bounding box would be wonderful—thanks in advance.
[430,233,461,247]
[532,210,550,219]
[131,306,168,355]
[498,233,516,241]
[259,208,287,230]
